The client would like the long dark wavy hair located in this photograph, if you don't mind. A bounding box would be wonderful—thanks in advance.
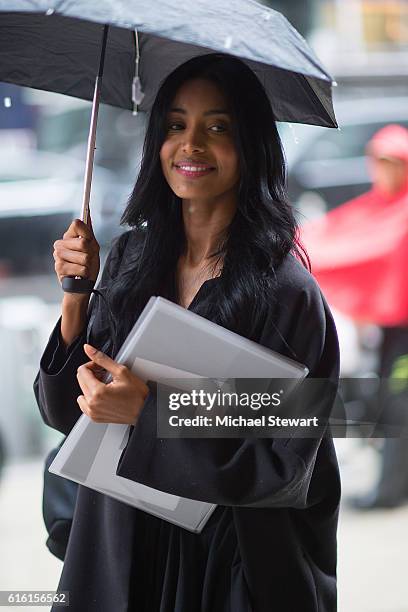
[96,53,309,357]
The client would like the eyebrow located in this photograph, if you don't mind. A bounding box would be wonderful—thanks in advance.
[169,107,231,116]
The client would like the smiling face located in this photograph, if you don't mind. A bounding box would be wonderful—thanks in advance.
[159,78,240,204]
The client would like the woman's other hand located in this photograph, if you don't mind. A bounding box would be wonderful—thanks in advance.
[53,218,100,286]
[76,344,150,425]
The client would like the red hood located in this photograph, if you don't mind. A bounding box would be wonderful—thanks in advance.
[366,123,408,163]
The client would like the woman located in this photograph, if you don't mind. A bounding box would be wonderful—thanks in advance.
[34,54,341,612]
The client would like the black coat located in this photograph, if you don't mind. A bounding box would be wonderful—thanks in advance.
[33,230,341,612]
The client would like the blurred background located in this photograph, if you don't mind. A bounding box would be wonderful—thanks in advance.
[0,1,407,611]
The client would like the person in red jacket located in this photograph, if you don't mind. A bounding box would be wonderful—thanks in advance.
[302,124,408,509]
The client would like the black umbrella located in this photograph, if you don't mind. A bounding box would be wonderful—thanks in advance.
[0,1,338,292]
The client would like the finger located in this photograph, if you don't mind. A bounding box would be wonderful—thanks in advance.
[55,260,89,280]
[63,218,93,241]
[77,394,87,413]
[77,362,106,397]
[83,344,127,379]
[77,394,111,424]
[84,361,106,381]
[54,236,95,254]
[77,395,94,419]
[54,247,89,266]
[76,364,92,397]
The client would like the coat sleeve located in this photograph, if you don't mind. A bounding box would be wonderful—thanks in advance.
[115,277,341,509]
[33,231,131,436]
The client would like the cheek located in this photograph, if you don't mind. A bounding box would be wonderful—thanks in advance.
[160,141,174,175]
[230,161,240,185]
[219,144,240,181]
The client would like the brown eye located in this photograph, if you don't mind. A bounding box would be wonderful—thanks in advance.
[209,124,227,133]
[168,122,184,131]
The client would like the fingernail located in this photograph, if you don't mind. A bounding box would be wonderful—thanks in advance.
[84,344,97,355]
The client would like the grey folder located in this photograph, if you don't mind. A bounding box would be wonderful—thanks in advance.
[49,297,308,532]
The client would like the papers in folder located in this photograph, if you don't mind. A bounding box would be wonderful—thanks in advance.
[49,296,308,532]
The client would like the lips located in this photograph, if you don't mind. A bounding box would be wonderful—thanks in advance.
[173,160,216,178]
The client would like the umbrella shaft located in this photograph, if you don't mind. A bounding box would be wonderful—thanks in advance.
[81,75,101,225]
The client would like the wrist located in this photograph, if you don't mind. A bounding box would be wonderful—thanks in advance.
[62,292,90,311]
[61,293,90,346]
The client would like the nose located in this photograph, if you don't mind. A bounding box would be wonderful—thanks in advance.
[181,126,205,154]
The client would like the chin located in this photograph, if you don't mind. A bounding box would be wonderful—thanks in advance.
[172,185,216,200]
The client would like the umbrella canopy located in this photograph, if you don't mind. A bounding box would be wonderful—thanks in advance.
[0,0,337,128]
